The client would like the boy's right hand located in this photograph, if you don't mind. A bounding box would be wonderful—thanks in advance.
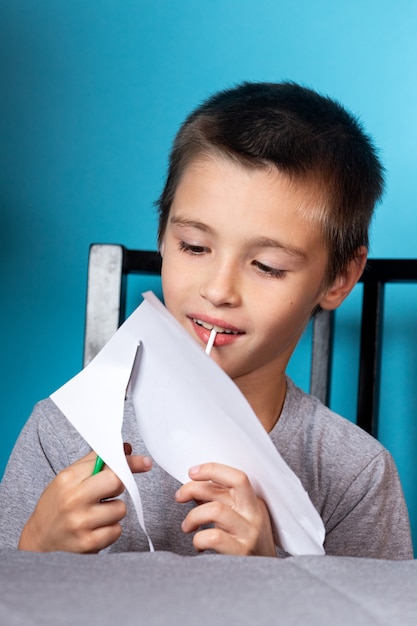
[18,446,152,553]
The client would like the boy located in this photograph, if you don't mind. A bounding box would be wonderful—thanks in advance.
[0,82,413,558]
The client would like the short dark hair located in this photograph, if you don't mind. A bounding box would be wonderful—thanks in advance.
[156,81,385,284]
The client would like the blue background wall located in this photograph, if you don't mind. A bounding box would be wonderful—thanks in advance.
[1,0,417,551]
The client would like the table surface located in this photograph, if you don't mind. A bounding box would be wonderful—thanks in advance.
[1,549,416,626]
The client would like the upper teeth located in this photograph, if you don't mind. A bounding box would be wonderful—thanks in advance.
[194,319,239,335]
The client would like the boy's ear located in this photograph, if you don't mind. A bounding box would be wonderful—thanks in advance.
[159,241,165,257]
[319,247,367,311]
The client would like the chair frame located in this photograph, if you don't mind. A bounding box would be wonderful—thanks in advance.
[83,244,161,368]
[311,259,417,435]
[84,244,417,437]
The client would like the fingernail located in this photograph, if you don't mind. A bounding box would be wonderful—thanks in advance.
[189,465,200,476]
[143,456,152,469]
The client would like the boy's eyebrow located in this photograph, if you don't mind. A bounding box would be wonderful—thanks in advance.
[248,236,307,260]
[169,215,214,234]
[170,216,307,259]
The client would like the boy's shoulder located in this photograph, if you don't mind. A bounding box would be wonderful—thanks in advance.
[275,377,386,463]
[273,378,402,526]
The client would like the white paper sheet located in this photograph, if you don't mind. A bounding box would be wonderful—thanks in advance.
[51,291,325,556]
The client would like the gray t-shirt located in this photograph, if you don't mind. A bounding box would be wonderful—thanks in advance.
[0,378,413,558]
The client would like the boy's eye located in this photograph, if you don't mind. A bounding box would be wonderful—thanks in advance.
[253,260,286,278]
[178,240,208,255]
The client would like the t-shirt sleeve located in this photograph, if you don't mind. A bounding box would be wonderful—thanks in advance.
[0,399,91,549]
[323,449,413,559]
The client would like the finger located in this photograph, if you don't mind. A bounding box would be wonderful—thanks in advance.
[52,452,104,494]
[87,455,151,502]
[183,501,275,556]
[75,522,124,554]
[68,450,102,476]
[176,480,232,506]
[188,463,259,513]
[188,463,252,491]
[89,523,124,553]
[90,498,127,529]
[77,443,141,475]
[77,450,100,464]
[127,454,153,474]
[192,526,244,556]
[181,500,244,535]
[62,451,108,484]
[84,467,126,502]
[122,442,153,473]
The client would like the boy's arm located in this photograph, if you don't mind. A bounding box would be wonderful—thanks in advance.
[175,462,276,557]
[0,400,69,549]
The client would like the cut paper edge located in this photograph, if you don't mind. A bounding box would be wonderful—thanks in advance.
[51,291,325,556]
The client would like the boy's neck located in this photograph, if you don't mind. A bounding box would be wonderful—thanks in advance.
[234,370,287,433]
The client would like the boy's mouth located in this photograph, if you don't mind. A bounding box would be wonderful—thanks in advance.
[192,318,241,335]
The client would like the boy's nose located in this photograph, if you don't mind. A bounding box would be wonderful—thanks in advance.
[199,262,241,307]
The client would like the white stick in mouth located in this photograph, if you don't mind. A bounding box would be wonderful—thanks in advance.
[205,328,217,355]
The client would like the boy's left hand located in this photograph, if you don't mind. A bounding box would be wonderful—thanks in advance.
[175,463,276,557]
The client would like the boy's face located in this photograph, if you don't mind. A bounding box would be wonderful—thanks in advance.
[160,156,332,389]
